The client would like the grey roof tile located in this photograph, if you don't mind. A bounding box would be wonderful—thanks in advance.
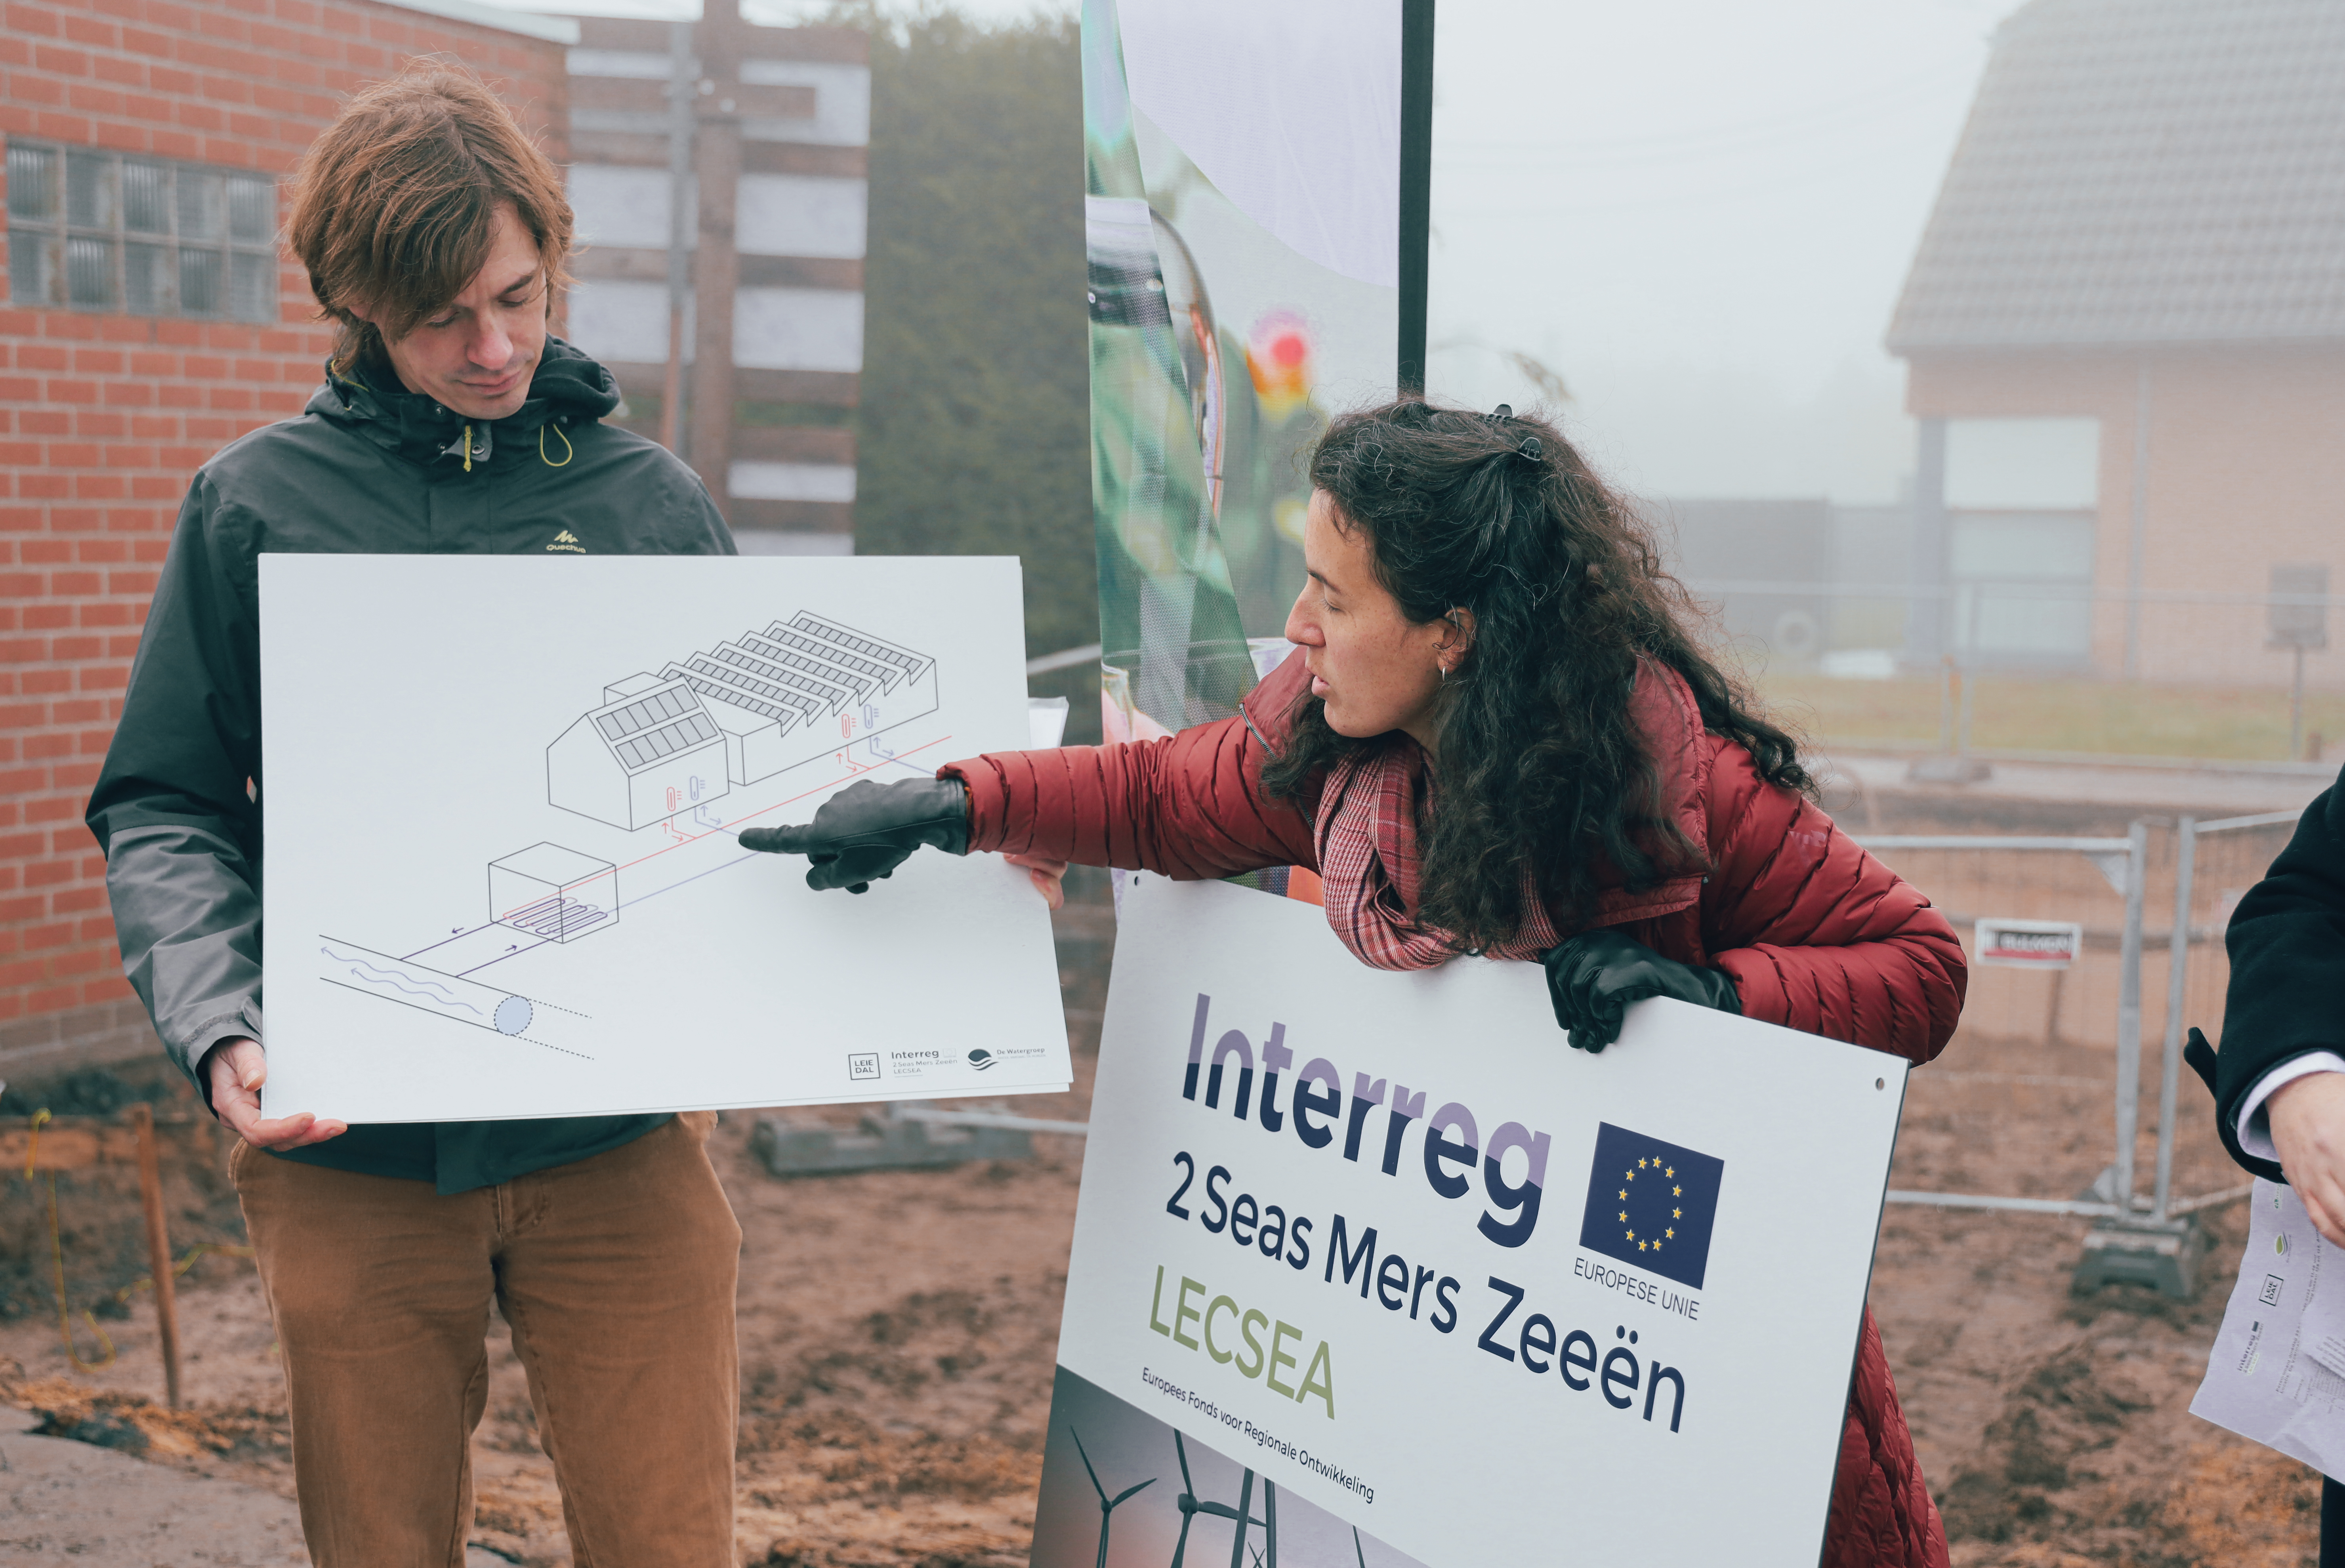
[1888,0,2345,351]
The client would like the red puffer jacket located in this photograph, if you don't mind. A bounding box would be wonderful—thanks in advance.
[942,653,1962,1568]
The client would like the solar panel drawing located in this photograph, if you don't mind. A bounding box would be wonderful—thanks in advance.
[546,676,732,831]
[488,842,618,945]
[552,613,940,815]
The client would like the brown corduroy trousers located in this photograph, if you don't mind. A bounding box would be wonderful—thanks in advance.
[231,1112,742,1568]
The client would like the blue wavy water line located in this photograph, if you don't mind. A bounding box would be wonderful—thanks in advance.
[320,946,487,1017]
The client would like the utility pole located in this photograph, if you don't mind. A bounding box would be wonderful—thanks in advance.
[659,19,694,455]
[688,0,745,516]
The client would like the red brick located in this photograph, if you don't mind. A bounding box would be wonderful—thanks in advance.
[69,83,128,115]
[78,975,133,1006]
[32,111,96,140]
[8,74,67,108]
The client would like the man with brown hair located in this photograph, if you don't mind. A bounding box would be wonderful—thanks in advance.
[87,62,742,1566]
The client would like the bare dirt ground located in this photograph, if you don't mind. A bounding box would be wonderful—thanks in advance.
[0,844,2332,1566]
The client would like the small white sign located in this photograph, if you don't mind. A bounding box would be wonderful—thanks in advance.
[1974,917,2084,969]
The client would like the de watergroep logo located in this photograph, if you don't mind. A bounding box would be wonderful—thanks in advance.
[1576,1122,1725,1290]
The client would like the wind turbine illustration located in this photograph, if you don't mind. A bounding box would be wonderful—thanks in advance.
[1167,1429,1272,1568]
[1069,1425,1155,1568]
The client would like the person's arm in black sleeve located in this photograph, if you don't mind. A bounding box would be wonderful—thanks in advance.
[86,481,279,1112]
[2208,771,2345,1213]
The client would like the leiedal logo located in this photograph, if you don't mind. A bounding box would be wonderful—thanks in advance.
[846,1052,880,1082]
[1576,1122,1725,1290]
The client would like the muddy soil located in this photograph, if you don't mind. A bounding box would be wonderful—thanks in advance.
[0,865,2327,1564]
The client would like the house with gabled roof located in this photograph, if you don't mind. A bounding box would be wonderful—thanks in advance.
[1888,0,2345,684]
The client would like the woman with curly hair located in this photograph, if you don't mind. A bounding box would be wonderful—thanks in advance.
[747,398,1965,1567]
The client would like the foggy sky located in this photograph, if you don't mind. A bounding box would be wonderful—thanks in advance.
[522,0,2034,503]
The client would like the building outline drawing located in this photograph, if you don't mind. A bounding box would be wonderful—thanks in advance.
[549,609,939,832]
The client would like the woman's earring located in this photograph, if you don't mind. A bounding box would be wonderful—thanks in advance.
[1437,661,1450,687]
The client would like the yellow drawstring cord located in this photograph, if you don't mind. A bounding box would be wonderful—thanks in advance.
[540,423,573,467]
[462,423,473,473]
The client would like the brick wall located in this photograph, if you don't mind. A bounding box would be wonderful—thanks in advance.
[0,0,571,1079]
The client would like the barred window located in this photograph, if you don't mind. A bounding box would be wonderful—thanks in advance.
[6,141,278,322]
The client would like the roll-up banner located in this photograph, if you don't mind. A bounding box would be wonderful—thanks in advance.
[1083,0,1420,819]
[1027,876,1908,1565]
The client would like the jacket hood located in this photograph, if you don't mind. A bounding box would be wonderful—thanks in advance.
[306,337,624,471]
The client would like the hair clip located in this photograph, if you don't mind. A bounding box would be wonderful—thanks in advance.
[1518,436,1543,462]
[1491,402,1513,420]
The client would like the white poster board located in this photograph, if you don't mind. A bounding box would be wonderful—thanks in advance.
[1029,876,1907,1566]
[259,555,1069,1122]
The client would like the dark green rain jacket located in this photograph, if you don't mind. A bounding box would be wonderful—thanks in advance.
[85,338,736,1193]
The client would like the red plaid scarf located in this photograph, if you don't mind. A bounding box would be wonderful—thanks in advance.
[1308,658,1702,970]
[1313,735,1563,971]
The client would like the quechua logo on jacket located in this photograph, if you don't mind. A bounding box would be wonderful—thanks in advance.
[1576,1122,1724,1289]
[548,530,585,554]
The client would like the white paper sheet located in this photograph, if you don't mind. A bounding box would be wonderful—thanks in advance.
[259,555,1070,1122]
[2192,1179,2345,1477]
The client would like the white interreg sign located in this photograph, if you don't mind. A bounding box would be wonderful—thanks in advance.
[1027,876,1908,1566]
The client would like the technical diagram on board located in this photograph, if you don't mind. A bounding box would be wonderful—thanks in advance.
[549,611,939,832]
[261,555,1068,1124]
[294,606,949,1063]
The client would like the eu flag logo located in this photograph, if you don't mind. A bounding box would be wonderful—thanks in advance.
[1576,1122,1725,1290]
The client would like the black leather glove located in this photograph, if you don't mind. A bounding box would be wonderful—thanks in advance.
[1542,929,1741,1052]
[737,777,970,893]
